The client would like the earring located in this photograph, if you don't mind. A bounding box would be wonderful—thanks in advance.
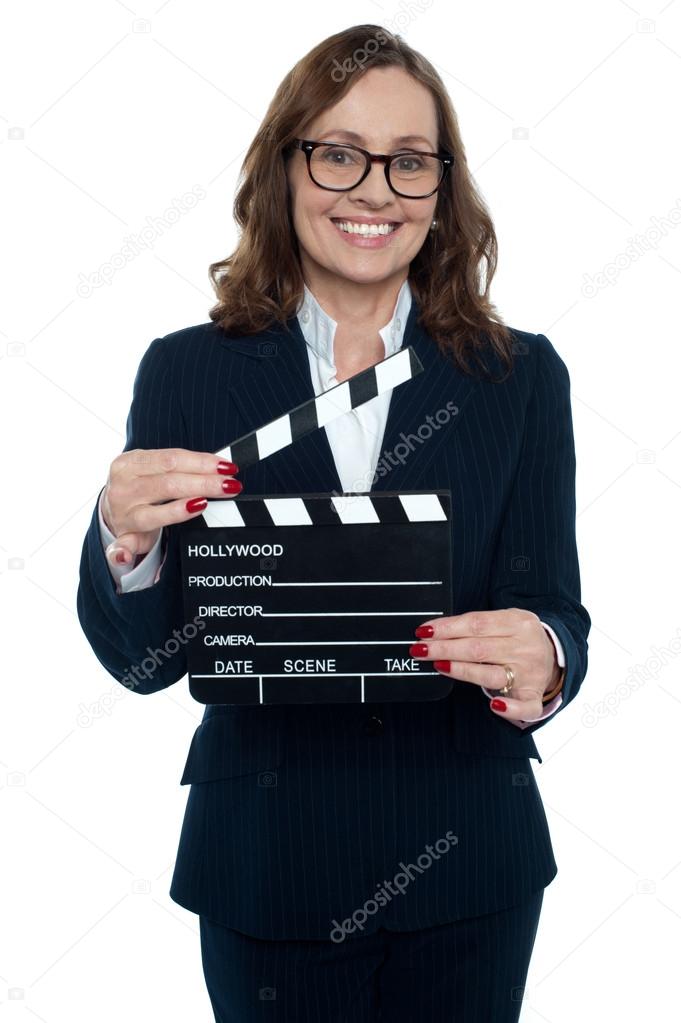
[430,218,438,231]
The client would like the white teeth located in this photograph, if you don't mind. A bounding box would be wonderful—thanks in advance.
[334,220,397,236]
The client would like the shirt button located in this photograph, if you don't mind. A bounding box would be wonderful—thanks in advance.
[362,715,383,736]
[300,309,310,323]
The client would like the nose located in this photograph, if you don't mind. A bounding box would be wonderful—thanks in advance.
[347,158,395,205]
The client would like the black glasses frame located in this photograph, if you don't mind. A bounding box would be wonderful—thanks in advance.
[290,138,454,199]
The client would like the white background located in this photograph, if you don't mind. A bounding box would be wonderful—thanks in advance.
[1,1,680,1019]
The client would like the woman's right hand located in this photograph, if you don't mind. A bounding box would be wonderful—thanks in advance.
[100,448,242,570]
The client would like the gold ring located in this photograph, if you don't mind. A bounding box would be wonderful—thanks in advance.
[498,664,515,696]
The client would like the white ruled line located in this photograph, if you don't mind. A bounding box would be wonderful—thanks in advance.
[262,611,444,617]
[271,580,443,586]
[257,640,424,646]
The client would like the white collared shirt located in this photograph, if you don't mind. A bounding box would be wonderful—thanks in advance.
[296,278,413,494]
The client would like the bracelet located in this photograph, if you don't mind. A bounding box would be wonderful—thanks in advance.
[542,666,565,703]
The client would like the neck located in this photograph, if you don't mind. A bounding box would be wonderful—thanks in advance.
[303,267,408,334]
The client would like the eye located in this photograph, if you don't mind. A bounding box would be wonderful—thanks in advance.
[320,146,363,166]
[393,155,426,172]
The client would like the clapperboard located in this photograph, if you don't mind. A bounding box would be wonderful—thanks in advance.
[179,346,454,705]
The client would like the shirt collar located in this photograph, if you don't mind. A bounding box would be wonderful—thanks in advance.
[296,279,413,373]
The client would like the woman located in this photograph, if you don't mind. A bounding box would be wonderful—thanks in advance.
[77,24,590,1022]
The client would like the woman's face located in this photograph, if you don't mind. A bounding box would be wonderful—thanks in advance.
[286,66,441,288]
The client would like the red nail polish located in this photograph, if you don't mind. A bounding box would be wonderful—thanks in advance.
[415,624,434,638]
[222,478,243,494]
[115,551,127,564]
[217,460,239,475]
[409,643,429,657]
[490,698,507,712]
[186,497,208,513]
[433,660,450,672]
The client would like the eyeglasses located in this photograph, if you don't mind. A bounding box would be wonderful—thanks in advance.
[290,138,454,199]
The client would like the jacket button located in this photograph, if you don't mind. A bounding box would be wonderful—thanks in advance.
[362,715,383,736]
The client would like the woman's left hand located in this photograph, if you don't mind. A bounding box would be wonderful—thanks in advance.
[410,608,562,723]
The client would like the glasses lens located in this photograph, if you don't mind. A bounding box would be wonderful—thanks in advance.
[309,144,367,189]
[388,153,443,197]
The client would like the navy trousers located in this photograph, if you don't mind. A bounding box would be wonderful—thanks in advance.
[198,887,544,1022]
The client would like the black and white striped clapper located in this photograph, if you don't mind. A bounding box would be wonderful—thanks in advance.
[213,345,423,467]
[179,491,453,705]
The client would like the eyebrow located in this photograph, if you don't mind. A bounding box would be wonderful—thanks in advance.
[317,128,436,149]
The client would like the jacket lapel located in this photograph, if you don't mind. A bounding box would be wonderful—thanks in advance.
[219,294,480,495]
[369,309,480,492]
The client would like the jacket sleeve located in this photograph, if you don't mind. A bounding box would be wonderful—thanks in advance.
[76,336,191,695]
[486,332,591,735]
[97,488,166,593]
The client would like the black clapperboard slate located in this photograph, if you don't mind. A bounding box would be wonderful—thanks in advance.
[178,345,454,705]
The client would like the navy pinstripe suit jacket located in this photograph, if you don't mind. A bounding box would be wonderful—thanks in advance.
[77,294,590,940]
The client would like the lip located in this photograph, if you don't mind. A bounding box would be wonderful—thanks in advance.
[329,216,404,248]
[330,216,402,225]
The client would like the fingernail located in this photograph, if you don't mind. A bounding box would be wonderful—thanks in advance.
[490,698,507,712]
[216,460,239,474]
[186,497,208,513]
[115,551,127,564]
[409,643,429,657]
[415,624,434,638]
[222,478,243,494]
[433,660,450,672]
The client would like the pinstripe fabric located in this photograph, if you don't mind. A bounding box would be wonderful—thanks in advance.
[199,888,543,1022]
[76,291,590,942]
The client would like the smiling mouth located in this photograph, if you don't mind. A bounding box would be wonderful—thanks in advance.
[330,218,403,237]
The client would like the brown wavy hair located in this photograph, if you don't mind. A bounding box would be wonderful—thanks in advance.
[208,24,515,381]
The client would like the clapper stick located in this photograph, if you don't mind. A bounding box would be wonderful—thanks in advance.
[104,344,422,570]
[213,345,423,467]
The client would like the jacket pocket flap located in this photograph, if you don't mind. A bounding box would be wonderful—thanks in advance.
[179,712,283,785]
[447,688,543,762]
